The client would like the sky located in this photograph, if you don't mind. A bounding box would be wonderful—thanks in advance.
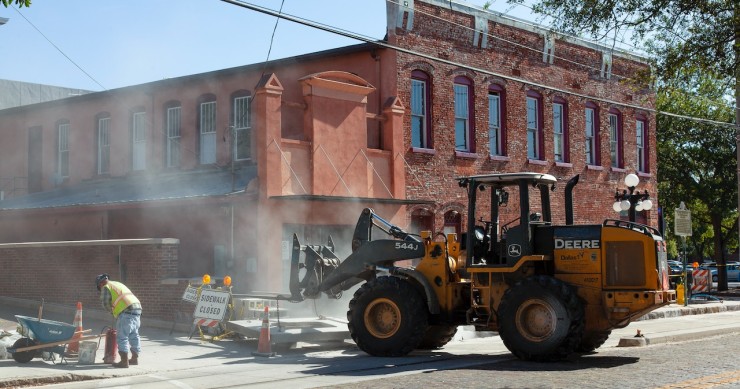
[0,0,550,92]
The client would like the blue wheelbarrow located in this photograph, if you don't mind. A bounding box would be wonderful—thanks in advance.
[8,315,97,364]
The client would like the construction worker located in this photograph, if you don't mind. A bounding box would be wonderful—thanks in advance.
[96,274,142,368]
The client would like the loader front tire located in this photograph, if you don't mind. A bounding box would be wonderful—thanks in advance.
[497,275,584,361]
[348,276,429,356]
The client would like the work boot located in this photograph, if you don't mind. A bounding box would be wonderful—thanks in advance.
[129,351,138,365]
[113,352,129,368]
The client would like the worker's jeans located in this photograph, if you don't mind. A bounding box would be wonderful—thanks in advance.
[116,311,142,354]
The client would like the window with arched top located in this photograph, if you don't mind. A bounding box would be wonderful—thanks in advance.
[164,101,181,168]
[608,108,623,168]
[198,94,217,165]
[443,210,461,236]
[410,208,434,234]
[636,115,649,173]
[95,112,111,175]
[56,119,70,179]
[585,102,600,166]
[231,90,252,161]
[411,70,432,149]
[454,76,474,152]
[526,90,544,160]
[552,96,568,163]
[488,84,506,157]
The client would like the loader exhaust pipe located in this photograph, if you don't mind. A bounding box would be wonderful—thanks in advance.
[565,175,580,225]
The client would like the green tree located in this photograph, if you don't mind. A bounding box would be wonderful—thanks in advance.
[1,0,30,7]
[514,0,739,289]
[657,70,736,289]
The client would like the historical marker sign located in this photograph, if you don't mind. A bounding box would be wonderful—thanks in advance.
[674,202,692,237]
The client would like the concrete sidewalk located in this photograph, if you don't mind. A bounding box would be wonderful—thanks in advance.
[2,295,740,388]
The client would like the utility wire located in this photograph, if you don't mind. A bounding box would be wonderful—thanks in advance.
[12,6,107,91]
[220,0,735,129]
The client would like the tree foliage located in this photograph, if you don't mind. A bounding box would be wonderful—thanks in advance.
[657,70,737,265]
[511,0,737,84]
[1,0,30,7]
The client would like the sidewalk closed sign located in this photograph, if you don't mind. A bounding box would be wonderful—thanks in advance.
[193,289,230,322]
[181,286,198,304]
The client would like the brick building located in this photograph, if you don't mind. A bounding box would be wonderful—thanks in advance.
[0,0,655,301]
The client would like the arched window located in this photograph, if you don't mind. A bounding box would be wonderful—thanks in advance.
[608,108,623,168]
[55,119,70,179]
[443,210,461,236]
[231,90,252,161]
[95,112,111,175]
[585,102,600,166]
[410,70,432,149]
[164,100,181,168]
[197,94,217,165]
[636,114,649,173]
[552,96,568,163]
[526,90,544,160]
[453,76,474,153]
[131,106,147,171]
[410,208,434,234]
[488,84,506,157]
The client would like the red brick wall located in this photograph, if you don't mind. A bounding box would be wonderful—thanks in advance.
[392,1,657,231]
[0,239,182,322]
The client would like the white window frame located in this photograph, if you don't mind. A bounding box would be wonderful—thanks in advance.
[553,103,564,162]
[167,106,181,168]
[637,120,646,172]
[200,101,217,165]
[97,117,110,175]
[233,96,252,161]
[609,113,620,168]
[411,79,428,149]
[454,83,470,152]
[57,123,69,178]
[132,112,147,171]
[526,97,539,159]
[488,93,502,156]
[586,108,596,165]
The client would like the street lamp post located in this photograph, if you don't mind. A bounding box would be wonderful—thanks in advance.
[612,173,653,222]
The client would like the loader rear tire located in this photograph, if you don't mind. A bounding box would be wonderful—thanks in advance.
[347,276,429,357]
[497,275,584,362]
[576,330,611,353]
[12,338,37,363]
[417,324,458,350]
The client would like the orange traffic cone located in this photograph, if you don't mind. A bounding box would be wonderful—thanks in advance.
[67,302,83,354]
[252,306,276,357]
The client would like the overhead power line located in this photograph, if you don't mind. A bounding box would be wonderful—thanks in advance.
[220,0,735,129]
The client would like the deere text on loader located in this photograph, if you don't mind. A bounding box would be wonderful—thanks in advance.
[284,173,676,361]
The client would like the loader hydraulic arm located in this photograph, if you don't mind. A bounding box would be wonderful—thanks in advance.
[288,208,425,302]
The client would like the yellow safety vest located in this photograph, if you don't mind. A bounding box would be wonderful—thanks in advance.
[104,281,140,318]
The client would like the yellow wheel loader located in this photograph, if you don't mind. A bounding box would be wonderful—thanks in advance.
[285,173,676,361]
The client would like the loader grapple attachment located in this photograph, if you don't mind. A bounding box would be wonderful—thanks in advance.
[289,234,342,301]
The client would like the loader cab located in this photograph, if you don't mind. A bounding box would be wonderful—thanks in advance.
[458,173,557,267]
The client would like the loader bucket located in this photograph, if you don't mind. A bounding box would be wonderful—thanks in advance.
[289,234,342,301]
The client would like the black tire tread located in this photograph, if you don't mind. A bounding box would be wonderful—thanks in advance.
[347,276,429,357]
[417,324,458,350]
[576,330,612,353]
[497,275,584,362]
